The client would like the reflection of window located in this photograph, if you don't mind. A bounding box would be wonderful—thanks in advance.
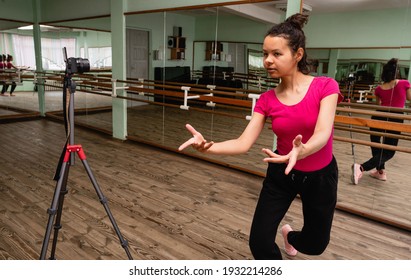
[3,34,76,70]
[248,49,265,77]
[322,62,329,74]
[41,38,76,70]
[0,34,37,69]
[398,65,409,79]
[81,47,112,69]
[248,51,263,69]
[10,35,36,68]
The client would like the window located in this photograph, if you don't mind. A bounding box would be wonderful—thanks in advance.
[41,37,76,70]
[81,47,112,69]
[0,32,77,71]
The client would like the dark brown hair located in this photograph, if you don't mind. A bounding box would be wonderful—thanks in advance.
[381,58,398,83]
[266,13,309,74]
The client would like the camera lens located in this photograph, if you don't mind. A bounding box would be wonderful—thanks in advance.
[67,57,90,74]
[75,58,90,73]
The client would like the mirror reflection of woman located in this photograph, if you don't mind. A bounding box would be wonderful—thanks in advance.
[0,54,7,95]
[351,58,411,184]
[1,54,18,96]
[179,13,343,260]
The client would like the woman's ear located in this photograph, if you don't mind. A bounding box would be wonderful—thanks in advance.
[295,47,304,62]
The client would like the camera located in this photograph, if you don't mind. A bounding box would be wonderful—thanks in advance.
[66,57,90,74]
[347,73,356,82]
[62,47,90,74]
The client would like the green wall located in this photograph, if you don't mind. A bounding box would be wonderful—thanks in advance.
[195,14,269,43]
[305,8,411,48]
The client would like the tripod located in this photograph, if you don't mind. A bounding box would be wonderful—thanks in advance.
[346,76,356,157]
[39,70,133,260]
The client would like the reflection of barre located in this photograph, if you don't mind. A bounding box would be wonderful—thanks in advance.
[246,93,260,120]
[1,70,23,85]
[33,73,58,88]
[180,86,199,110]
[137,78,145,95]
[205,85,216,107]
[15,70,22,85]
[257,77,262,91]
[357,90,367,103]
[357,85,374,103]
[111,78,129,97]
[0,78,22,85]
[223,71,227,80]
[33,75,49,82]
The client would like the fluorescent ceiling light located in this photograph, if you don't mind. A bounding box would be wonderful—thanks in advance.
[18,25,34,30]
[17,25,60,30]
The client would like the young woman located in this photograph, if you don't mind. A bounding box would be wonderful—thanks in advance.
[0,54,6,95]
[1,55,18,96]
[351,58,411,184]
[179,13,342,260]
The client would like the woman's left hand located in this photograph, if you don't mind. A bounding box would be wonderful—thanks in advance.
[262,135,303,175]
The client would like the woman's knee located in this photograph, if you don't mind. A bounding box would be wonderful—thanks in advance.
[302,236,330,255]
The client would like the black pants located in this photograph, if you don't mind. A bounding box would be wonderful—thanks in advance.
[1,83,16,94]
[361,114,403,171]
[249,156,338,260]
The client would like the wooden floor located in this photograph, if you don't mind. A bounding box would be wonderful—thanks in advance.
[0,119,410,260]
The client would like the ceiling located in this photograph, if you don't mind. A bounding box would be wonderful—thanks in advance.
[259,0,411,14]
[1,0,411,31]
[209,0,411,26]
[305,0,411,13]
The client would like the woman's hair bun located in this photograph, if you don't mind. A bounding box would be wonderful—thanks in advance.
[285,13,309,30]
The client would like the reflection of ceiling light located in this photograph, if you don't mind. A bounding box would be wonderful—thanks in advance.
[275,3,313,13]
[18,25,34,30]
[18,25,61,30]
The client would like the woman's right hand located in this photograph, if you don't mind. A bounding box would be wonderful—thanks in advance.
[262,134,303,175]
[178,124,214,152]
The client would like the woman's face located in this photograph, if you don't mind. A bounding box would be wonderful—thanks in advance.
[263,35,300,78]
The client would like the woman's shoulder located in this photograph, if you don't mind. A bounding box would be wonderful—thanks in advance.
[311,76,340,90]
[310,76,342,102]
[260,88,276,97]
[313,75,337,83]
[397,79,410,87]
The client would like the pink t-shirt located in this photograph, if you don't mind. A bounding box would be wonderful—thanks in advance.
[374,79,410,108]
[254,76,342,172]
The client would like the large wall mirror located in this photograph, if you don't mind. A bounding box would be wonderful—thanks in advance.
[0,20,37,116]
[0,17,113,129]
[1,1,410,232]
[36,17,113,131]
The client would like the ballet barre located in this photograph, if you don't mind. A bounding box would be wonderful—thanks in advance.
[180,86,199,110]
[0,69,25,86]
[111,79,129,97]
[357,85,375,103]
[246,93,260,120]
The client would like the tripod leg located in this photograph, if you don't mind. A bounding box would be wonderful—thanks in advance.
[80,157,133,260]
[48,163,70,260]
[39,161,70,260]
